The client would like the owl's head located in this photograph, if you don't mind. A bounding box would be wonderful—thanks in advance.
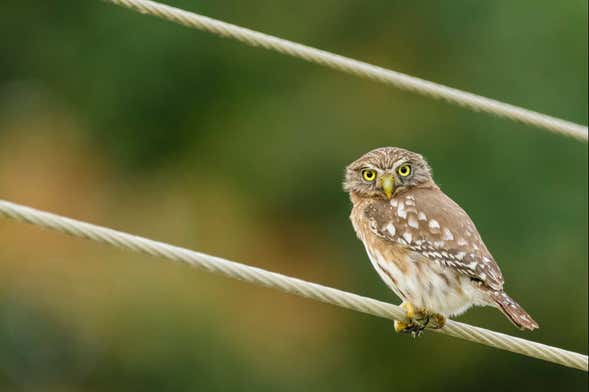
[343,147,435,200]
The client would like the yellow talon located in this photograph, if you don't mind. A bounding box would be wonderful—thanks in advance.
[394,302,422,336]
[394,302,446,336]
[394,320,409,333]
[401,301,416,319]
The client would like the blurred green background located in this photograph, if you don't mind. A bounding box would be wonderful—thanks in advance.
[0,0,587,390]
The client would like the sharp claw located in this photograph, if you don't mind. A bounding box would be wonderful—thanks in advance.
[428,313,446,329]
[394,303,446,335]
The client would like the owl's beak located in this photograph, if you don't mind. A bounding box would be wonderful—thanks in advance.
[381,175,394,199]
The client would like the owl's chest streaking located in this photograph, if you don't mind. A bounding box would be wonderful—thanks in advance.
[349,193,487,316]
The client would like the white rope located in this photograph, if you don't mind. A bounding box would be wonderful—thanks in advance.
[101,0,588,142]
[0,200,586,371]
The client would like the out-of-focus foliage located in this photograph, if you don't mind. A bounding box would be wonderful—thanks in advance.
[0,0,587,390]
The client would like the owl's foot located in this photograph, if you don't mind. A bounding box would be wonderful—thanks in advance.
[428,313,446,329]
[393,302,446,337]
[394,302,428,337]
[394,319,426,337]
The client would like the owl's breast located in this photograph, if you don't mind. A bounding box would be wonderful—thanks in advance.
[349,198,483,316]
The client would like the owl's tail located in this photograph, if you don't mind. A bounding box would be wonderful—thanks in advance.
[491,291,539,331]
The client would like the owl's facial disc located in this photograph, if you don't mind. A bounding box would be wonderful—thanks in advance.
[381,174,394,199]
[343,147,435,200]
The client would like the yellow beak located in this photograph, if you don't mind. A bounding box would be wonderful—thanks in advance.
[381,175,394,199]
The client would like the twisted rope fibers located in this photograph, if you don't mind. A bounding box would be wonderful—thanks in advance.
[0,200,586,371]
[102,0,588,142]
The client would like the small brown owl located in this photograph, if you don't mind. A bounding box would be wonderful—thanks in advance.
[343,147,538,335]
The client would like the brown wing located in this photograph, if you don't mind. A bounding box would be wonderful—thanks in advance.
[363,187,504,291]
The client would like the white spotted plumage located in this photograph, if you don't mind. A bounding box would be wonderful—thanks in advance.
[344,147,539,330]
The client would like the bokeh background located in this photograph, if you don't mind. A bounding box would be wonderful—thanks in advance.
[0,0,587,390]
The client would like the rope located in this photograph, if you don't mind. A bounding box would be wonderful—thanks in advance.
[0,200,586,371]
[101,0,588,142]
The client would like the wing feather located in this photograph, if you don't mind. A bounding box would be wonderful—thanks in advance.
[363,188,504,291]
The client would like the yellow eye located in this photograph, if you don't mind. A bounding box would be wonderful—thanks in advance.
[397,164,412,177]
[362,169,377,182]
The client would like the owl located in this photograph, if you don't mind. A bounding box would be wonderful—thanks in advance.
[343,147,538,335]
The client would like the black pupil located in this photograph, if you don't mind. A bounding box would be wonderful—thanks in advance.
[365,171,373,178]
[401,166,408,174]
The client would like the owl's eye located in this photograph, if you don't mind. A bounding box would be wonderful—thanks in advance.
[361,169,377,182]
[397,164,412,177]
